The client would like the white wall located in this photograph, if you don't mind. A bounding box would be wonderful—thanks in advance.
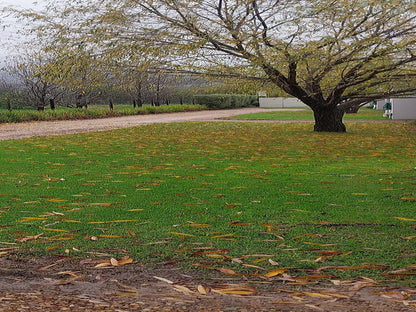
[259,97,307,108]
[392,98,416,120]
[375,100,385,110]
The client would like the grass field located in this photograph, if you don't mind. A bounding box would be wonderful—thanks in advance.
[1,121,415,284]
[229,107,386,120]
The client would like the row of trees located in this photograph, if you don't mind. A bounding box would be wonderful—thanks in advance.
[1,56,282,111]
[0,60,194,110]
[4,0,416,131]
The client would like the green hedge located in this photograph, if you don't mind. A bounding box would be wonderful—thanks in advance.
[0,104,207,123]
[193,94,259,109]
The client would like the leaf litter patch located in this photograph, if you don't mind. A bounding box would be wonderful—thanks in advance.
[1,254,416,311]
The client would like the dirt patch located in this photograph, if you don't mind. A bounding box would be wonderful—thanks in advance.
[0,255,415,311]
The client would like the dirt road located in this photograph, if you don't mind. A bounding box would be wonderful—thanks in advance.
[0,108,295,141]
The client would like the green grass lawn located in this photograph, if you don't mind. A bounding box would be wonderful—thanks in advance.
[229,107,386,120]
[0,121,415,285]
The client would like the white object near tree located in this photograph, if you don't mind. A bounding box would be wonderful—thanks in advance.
[259,97,307,108]
[391,97,416,120]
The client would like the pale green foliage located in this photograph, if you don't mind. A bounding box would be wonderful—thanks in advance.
[133,0,416,106]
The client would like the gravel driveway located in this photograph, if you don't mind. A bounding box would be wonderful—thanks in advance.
[0,107,295,141]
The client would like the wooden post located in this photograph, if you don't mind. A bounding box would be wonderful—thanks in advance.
[50,98,55,110]
[7,98,12,112]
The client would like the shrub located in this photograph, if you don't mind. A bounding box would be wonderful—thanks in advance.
[193,94,259,109]
[0,104,206,123]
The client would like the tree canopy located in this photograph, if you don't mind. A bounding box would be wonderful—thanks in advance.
[10,0,416,131]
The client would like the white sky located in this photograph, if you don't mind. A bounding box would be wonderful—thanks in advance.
[0,0,46,62]
[1,0,41,8]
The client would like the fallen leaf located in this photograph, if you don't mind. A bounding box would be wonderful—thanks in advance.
[57,271,81,277]
[173,284,194,295]
[212,285,256,296]
[269,259,279,266]
[400,197,415,202]
[17,233,44,243]
[170,232,195,237]
[242,264,267,270]
[88,220,139,224]
[187,222,211,228]
[315,250,343,256]
[301,257,327,263]
[47,198,67,202]
[225,203,242,207]
[110,258,119,266]
[45,245,61,251]
[94,257,134,268]
[394,217,416,222]
[41,211,65,216]
[218,268,237,275]
[241,254,274,259]
[401,236,416,240]
[118,257,134,266]
[153,276,174,284]
[232,258,243,264]
[197,285,209,295]
[211,234,235,239]
[265,269,286,278]
[304,304,324,311]
[88,202,124,207]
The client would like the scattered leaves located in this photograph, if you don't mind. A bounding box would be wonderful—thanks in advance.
[93,257,133,268]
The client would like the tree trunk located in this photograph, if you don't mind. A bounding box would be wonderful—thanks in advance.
[313,106,346,132]
[136,96,143,107]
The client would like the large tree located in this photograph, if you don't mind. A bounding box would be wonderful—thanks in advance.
[12,0,416,131]
[138,0,416,132]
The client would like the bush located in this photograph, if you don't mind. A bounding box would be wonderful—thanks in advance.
[0,104,207,123]
[193,94,258,109]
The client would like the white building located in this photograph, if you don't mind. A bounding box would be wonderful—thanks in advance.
[391,97,416,120]
[260,96,416,120]
[259,97,307,108]
[374,98,416,120]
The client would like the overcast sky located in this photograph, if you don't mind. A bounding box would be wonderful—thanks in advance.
[0,0,46,62]
[1,0,41,8]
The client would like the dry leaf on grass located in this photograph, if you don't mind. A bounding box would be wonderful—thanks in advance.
[212,285,256,296]
[218,267,237,275]
[16,233,43,243]
[264,269,286,278]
